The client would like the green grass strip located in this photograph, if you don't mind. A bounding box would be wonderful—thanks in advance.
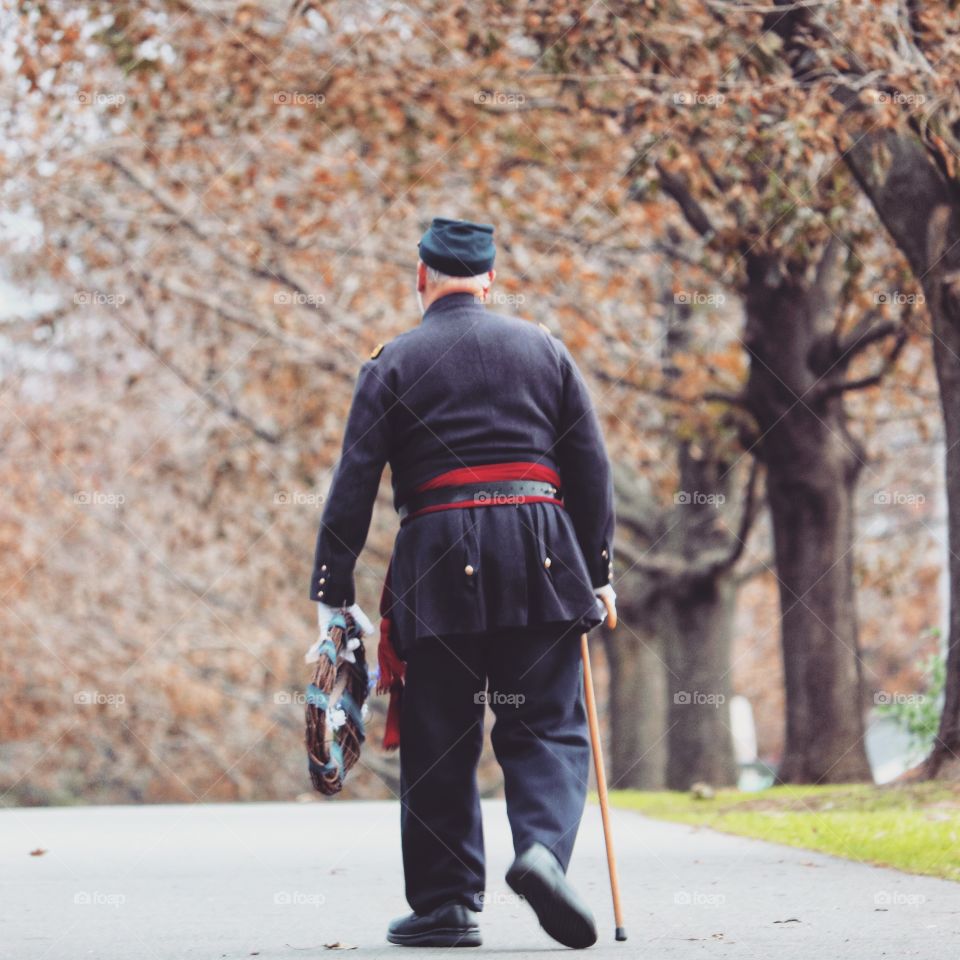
[610,783,960,882]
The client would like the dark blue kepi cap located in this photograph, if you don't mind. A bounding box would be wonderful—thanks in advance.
[418,217,495,277]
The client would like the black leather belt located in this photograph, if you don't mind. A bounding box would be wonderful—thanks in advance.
[398,480,562,520]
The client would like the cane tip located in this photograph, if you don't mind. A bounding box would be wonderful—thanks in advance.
[615,927,627,941]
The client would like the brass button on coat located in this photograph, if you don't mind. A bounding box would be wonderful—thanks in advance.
[544,557,552,569]
[465,564,475,576]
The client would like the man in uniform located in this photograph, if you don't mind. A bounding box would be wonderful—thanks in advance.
[310,217,616,949]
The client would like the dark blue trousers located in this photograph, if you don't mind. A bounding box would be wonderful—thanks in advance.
[399,623,590,914]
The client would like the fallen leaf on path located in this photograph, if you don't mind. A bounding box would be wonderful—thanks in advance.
[773,918,801,924]
[29,848,47,857]
[323,943,357,950]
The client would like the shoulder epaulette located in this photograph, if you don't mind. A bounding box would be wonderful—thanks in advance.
[538,322,558,338]
[369,342,385,359]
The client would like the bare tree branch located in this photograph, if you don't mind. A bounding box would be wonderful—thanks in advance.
[652,161,717,240]
[836,313,899,362]
[108,157,341,326]
[820,324,910,398]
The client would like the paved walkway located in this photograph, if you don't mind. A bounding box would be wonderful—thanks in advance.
[2,799,958,958]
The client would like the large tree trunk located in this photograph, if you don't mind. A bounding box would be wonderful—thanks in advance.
[659,445,739,789]
[767,0,960,779]
[914,207,960,778]
[766,436,867,782]
[839,134,960,778]
[744,258,872,783]
[602,525,739,791]
[926,267,960,777]
[661,573,738,789]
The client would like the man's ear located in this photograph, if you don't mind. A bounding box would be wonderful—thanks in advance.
[477,269,495,299]
[416,261,427,293]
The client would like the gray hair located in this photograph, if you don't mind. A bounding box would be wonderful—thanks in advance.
[425,264,490,286]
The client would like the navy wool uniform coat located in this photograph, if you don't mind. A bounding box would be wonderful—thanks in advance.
[309,291,615,652]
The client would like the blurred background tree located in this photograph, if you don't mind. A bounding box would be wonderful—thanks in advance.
[0,0,951,803]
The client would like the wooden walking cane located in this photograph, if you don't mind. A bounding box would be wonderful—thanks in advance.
[581,592,627,941]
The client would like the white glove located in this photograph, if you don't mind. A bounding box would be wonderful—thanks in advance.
[316,601,375,637]
[595,583,617,628]
[305,602,376,665]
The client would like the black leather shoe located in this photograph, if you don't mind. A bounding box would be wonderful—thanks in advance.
[386,901,481,947]
[506,843,597,949]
